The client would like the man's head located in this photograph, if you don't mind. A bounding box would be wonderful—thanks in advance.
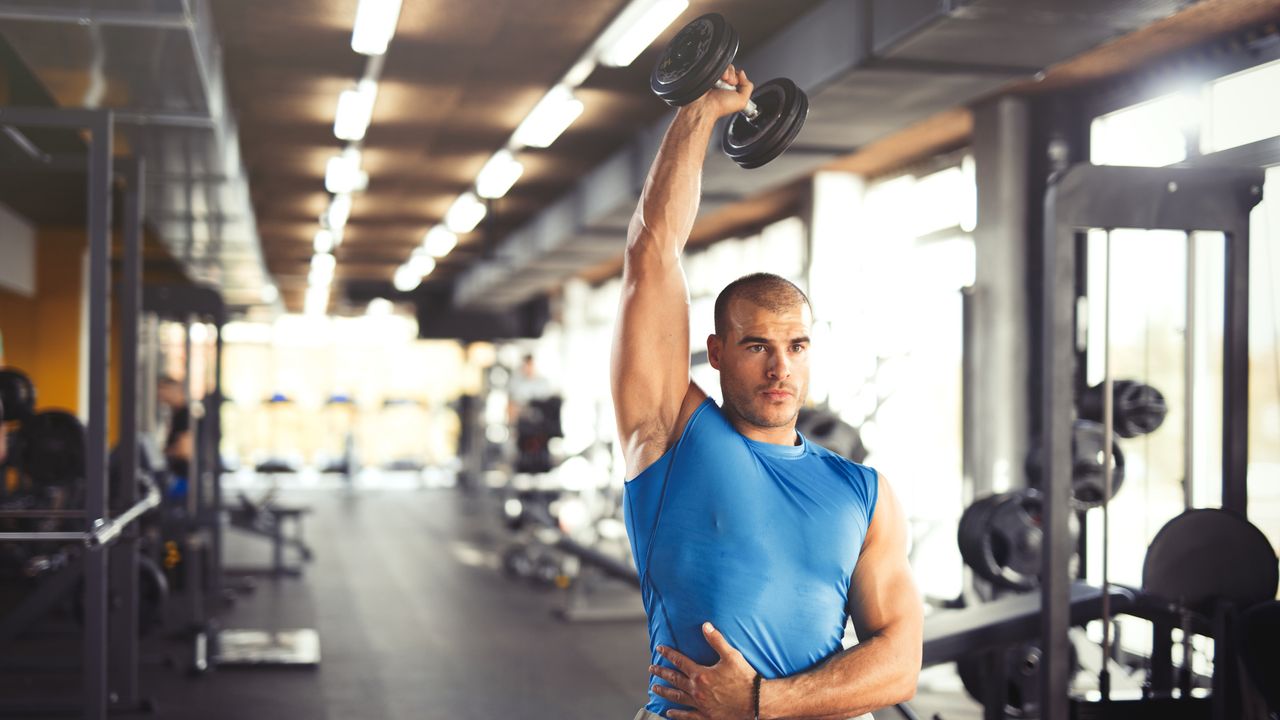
[157,375,185,408]
[708,273,813,433]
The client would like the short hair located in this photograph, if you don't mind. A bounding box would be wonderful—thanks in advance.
[713,273,812,336]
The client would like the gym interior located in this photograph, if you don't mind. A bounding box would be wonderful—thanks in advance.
[1,1,1279,719]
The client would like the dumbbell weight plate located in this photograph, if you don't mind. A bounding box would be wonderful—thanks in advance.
[651,13,739,107]
[722,78,809,169]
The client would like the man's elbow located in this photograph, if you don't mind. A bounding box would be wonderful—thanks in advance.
[889,634,922,704]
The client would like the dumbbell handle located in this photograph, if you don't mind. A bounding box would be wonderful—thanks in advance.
[713,80,758,121]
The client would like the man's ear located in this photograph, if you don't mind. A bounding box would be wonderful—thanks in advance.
[707,334,722,370]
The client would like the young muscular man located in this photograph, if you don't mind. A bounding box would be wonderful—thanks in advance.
[611,65,922,720]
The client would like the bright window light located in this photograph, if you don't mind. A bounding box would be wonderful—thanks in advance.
[366,297,394,316]
[476,149,525,199]
[444,192,487,234]
[422,226,458,257]
[598,0,689,68]
[325,148,368,194]
[1206,57,1280,153]
[351,0,402,56]
[393,264,421,292]
[512,85,584,149]
[310,252,336,282]
[314,229,335,254]
[334,80,378,141]
[260,284,278,303]
[408,249,436,277]
[327,193,353,229]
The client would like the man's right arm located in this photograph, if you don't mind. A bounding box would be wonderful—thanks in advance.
[610,67,752,478]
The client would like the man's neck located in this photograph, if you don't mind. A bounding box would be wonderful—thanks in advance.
[724,405,798,446]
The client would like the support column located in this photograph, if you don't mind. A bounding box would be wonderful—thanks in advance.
[967,97,1031,497]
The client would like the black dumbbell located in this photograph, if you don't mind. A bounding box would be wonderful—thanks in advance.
[650,13,808,169]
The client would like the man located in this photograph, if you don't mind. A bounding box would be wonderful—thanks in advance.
[157,375,193,488]
[611,65,922,720]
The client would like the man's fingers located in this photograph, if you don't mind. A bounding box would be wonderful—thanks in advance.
[701,622,737,661]
[651,683,695,707]
[736,69,753,99]
[657,645,699,675]
[722,64,737,85]
[649,664,692,692]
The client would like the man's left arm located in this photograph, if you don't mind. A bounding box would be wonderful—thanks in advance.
[652,473,922,720]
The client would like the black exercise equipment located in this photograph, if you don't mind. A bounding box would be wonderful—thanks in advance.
[957,641,1079,719]
[1026,419,1125,509]
[1078,380,1168,438]
[796,407,867,463]
[16,411,86,486]
[958,489,1076,592]
[0,368,35,424]
[1142,508,1278,615]
[650,13,809,169]
[1240,601,1280,712]
[75,554,169,637]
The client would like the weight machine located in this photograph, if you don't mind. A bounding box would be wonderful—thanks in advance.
[0,108,157,720]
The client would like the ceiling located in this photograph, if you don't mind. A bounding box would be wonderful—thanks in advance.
[210,0,825,312]
[1,0,1279,317]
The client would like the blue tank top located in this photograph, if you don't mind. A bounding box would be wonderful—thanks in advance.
[623,398,879,716]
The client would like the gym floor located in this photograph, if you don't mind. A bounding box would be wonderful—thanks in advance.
[1,479,983,719]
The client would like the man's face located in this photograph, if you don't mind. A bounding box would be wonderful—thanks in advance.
[708,298,812,431]
[158,382,184,408]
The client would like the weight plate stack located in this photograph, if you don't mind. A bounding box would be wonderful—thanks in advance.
[650,13,738,107]
[722,78,809,169]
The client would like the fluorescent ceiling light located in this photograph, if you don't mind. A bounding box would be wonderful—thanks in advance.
[444,192,487,234]
[314,229,335,254]
[325,148,368,195]
[310,252,336,285]
[393,264,421,292]
[327,193,353,229]
[598,0,689,68]
[512,85,584,149]
[351,0,402,56]
[367,297,394,316]
[422,226,457,258]
[260,284,279,303]
[408,249,436,277]
[476,149,525,199]
[305,285,330,315]
[334,80,378,141]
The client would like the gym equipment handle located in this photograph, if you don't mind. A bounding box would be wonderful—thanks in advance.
[0,473,160,546]
[713,80,759,120]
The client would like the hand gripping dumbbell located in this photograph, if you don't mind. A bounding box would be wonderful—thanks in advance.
[650,13,809,169]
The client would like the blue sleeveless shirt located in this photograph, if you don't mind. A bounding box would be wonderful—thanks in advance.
[623,398,879,716]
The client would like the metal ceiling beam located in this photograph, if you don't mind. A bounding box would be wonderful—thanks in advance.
[454,0,1190,311]
[0,4,188,29]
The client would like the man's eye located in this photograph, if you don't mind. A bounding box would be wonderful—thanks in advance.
[749,345,766,352]
[791,344,807,353]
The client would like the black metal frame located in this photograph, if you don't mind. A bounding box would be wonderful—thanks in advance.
[0,108,155,720]
[1039,163,1264,720]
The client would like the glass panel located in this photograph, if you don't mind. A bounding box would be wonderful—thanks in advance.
[1090,92,1194,167]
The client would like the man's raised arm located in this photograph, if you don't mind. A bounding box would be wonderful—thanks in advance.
[610,66,752,478]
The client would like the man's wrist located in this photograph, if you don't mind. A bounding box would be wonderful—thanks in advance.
[673,104,719,132]
[756,676,782,720]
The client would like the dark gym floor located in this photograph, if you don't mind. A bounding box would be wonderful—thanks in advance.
[1,481,980,720]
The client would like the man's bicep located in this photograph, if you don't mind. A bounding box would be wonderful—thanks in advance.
[610,241,693,445]
[848,475,921,641]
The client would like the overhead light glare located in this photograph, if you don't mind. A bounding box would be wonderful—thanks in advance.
[305,285,331,315]
[476,149,525,199]
[310,252,336,285]
[408,249,436,278]
[393,264,421,292]
[367,297,394,316]
[512,85,584,149]
[327,193,353,229]
[598,0,689,68]
[314,229,335,254]
[444,192,487,234]
[351,0,402,56]
[260,284,279,303]
[326,148,368,194]
[422,226,458,258]
[334,80,378,141]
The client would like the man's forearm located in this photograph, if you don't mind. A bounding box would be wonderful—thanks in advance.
[627,106,719,258]
[760,631,919,720]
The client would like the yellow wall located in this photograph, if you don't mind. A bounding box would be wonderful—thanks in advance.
[0,227,84,417]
